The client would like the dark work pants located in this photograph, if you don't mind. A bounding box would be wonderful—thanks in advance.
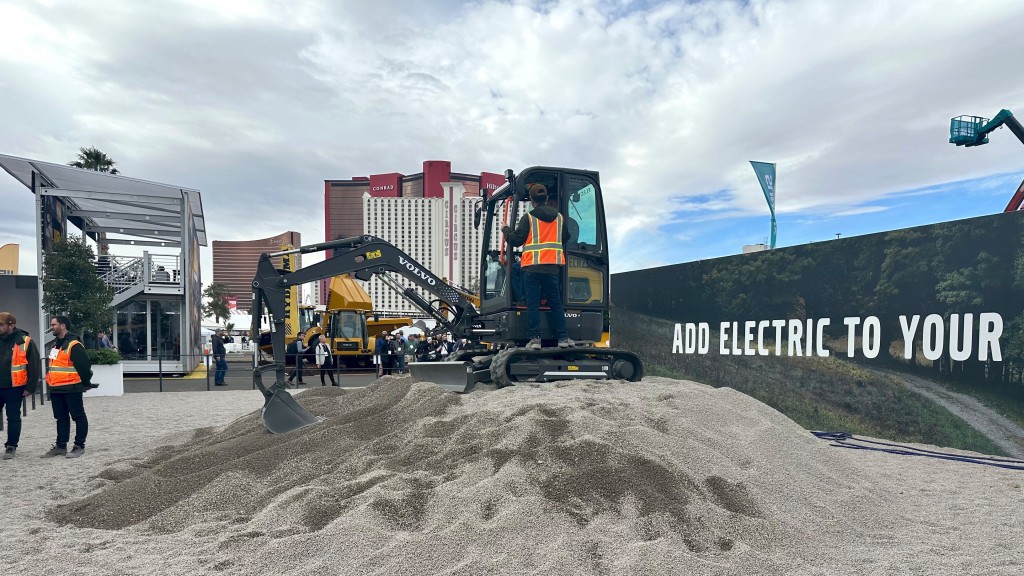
[524,271,569,340]
[287,355,304,383]
[319,362,337,386]
[0,387,25,448]
[51,392,88,448]
[214,356,228,384]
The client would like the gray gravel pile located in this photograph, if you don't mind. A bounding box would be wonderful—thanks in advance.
[4,377,1021,574]
[41,376,904,573]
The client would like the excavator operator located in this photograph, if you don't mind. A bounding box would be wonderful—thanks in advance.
[501,182,574,349]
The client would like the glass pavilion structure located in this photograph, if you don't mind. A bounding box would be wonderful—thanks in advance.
[0,154,207,374]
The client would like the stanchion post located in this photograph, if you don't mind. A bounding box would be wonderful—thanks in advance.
[159,352,164,392]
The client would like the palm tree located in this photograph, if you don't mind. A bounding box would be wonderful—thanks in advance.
[68,146,119,175]
[69,146,120,254]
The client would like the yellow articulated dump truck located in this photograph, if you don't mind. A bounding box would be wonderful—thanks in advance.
[257,259,414,370]
[321,275,407,370]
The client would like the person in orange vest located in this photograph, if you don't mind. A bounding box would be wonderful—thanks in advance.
[41,315,94,459]
[0,312,41,460]
[501,182,575,350]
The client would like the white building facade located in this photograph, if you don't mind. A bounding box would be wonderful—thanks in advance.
[362,182,485,315]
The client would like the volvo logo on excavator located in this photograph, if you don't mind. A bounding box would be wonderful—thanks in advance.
[399,256,436,286]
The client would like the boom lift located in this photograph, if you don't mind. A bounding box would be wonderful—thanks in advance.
[949,109,1024,211]
[252,166,644,433]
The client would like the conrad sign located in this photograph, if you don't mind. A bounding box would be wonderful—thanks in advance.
[369,173,401,197]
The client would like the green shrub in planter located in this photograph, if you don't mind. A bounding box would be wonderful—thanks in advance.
[87,348,122,365]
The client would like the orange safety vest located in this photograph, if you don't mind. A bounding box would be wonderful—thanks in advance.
[521,214,566,267]
[45,340,83,387]
[11,336,30,387]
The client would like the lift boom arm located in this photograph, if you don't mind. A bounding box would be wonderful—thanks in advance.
[975,109,1024,146]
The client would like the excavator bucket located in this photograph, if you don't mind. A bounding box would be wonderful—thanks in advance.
[408,361,480,393]
[261,389,322,434]
[254,365,322,434]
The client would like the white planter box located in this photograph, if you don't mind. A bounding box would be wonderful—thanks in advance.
[85,363,124,397]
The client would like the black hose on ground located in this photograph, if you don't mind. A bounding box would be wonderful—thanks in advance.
[811,431,1024,471]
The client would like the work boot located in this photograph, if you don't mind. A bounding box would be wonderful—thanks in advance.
[41,444,67,457]
[526,338,542,350]
[3,446,15,460]
[66,445,86,459]
[558,338,575,348]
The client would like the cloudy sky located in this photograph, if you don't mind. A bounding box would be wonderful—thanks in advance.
[2,0,1023,279]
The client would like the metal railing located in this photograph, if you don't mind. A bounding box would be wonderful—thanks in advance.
[97,255,146,296]
[139,351,379,390]
[95,252,183,298]
[148,254,181,284]
[0,351,383,429]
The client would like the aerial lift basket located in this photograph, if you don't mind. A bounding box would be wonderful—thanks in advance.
[949,115,990,147]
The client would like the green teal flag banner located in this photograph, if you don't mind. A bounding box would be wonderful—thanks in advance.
[750,161,777,249]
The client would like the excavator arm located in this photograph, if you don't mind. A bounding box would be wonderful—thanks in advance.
[251,234,479,433]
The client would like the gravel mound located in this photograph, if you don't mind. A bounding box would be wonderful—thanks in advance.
[40,375,902,573]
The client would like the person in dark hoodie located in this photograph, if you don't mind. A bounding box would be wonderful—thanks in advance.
[0,312,40,460]
[41,315,94,459]
[501,182,575,350]
[211,330,228,386]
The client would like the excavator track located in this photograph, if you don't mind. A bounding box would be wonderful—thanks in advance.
[489,348,517,389]
[488,346,644,388]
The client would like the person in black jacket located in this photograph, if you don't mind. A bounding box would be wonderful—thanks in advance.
[42,315,95,459]
[0,312,40,460]
[415,336,432,363]
[211,331,228,386]
[286,332,306,385]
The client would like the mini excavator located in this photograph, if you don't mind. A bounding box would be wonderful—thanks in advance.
[252,166,644,433]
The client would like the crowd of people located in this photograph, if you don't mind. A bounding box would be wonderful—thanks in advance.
[373,330,471,377]
[277,329,473,385]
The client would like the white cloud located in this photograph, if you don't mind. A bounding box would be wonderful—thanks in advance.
[832,206,889,217]
[1,0,1023,278]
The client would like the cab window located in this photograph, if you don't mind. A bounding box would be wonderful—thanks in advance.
[566,180,600,251]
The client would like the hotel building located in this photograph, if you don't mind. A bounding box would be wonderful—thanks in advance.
[211,231,301,312]
[325,161,505,314]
